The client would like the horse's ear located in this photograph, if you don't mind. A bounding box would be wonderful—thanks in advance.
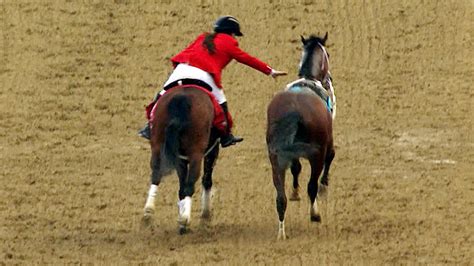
[301,35,306,45]
[323,32,328,43]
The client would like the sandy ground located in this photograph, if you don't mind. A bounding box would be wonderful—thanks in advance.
[1,0,473,264]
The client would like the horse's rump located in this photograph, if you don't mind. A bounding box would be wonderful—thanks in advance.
[267,92,332,169]
[267,111,319,169]
[151,87,215,171]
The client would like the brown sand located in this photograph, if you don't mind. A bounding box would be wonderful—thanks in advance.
[1,0,472,264]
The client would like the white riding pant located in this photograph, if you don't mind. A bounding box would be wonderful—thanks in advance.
[161,64,227,104]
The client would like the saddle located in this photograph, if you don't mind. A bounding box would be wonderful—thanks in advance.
[146,83,229,134]
[285,78,332,113]
[163,78,213,92]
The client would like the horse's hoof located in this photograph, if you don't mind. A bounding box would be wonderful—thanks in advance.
[277,232,288,240]
[310,214,321,223]
[142,208,154,224]
[178,226,188,235]
[178,216,190,235]
[201,210,212,219]
[289,194,301,201]
[141,214,154,229]
[289,188,301,201]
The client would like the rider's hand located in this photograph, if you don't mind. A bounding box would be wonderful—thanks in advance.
[270,69,287,78]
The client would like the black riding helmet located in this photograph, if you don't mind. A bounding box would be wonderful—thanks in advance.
[213,16,243,36]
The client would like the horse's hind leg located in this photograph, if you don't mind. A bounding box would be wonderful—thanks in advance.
[319,146,335,198]
[270,153,288,240]
[201,144,219,219]
[289,159,302,201]
[143,151,163,224]
[308,153,325,222]
[177,154,202,234]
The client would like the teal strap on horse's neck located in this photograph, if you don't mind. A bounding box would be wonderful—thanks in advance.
[286,78,332,113]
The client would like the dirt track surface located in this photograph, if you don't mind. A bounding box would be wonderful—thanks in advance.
[1,0,473,264]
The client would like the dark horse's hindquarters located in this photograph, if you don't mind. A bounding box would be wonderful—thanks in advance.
[266,33,335,240]
[267,91,335,239]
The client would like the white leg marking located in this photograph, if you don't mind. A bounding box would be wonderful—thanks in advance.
[201,188,212,218]
[144,184,158,215]
[178,196,192,226]
[278,220,287,240]
[310,199,319,217]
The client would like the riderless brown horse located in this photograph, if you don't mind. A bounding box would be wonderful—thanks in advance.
[142,84,222,234]
[266,33,336,239]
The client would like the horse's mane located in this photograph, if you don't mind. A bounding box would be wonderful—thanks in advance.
[304,35,327,49]
[298,35,327,79]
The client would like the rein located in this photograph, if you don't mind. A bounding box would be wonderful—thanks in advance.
[318,43,329,72]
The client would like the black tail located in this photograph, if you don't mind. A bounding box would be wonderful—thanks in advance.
[163,95,191,170]
[268,112,319,169]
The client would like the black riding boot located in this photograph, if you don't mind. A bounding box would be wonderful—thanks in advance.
[138,123,151,140]
[219,102,243,147]
[138,92,162,140]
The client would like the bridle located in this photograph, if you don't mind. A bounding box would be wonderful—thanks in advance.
[318,43,330,77]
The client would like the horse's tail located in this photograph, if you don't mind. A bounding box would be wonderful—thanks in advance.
[163,95,191,170]
[268,112,319,169]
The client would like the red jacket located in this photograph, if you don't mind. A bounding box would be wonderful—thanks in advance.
[171,33,272,88]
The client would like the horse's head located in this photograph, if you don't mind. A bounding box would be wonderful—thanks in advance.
[298,33,330,82]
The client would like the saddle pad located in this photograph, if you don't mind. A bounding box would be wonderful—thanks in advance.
[286,79,332,113]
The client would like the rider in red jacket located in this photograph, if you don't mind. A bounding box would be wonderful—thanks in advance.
[139,16,287,147]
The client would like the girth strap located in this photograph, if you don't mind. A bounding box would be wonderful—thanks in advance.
[177,138,220,161]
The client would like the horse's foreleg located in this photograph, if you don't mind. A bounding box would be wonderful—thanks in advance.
[201,145,219,219]
[308,153,325,222]
[177,155,202,234]
[270,153,288,240]
[318,146,335,198]
[289,159,302,201]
